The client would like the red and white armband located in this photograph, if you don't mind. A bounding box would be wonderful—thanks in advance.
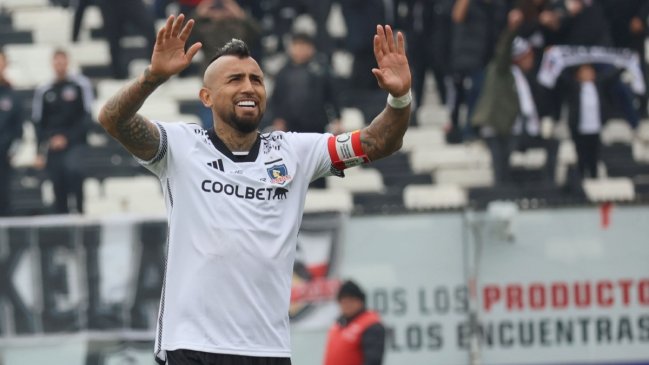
[327,130,370,171]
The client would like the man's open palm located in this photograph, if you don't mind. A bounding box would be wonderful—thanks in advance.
[372,25,411,97]
[150,14,202,79]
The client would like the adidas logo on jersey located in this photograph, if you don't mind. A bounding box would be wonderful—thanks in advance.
[207,159,224,171]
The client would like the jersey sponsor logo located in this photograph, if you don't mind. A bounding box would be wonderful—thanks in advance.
[207,159,224,171]
[201,179,289,201]
[266,164,291,185]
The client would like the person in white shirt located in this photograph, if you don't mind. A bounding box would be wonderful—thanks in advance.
[97,14,412,365]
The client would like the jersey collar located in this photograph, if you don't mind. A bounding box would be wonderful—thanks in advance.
[207,128,261,163]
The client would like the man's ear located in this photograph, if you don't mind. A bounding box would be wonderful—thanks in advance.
[199,87,212,107]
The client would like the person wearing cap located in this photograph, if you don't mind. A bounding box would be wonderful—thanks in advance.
[323,280,385,365]
[472,8,557,184]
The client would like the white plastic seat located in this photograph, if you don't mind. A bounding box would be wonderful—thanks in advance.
[400,126,445,152]
[304,189,353,213]
[69,42,110,66]
[12,7,72,43]
[510,148,547,169]
[403,184,468,210]
[340,108,365,132]
[434,166,494,188]
[558,140,577,165]
[326,167,384,193]
[410,144,490,173]
[601,119,633,145]
[416,104,448,128]
[101,176,165,214]
[582,177,635,202]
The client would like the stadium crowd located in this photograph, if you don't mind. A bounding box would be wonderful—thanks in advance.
[1,0,649,216]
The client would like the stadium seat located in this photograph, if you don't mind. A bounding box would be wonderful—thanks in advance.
[97,176,165,214]
[415,104,448,128]
[637,121,649,143]
[434,166,494,188]
[582,177,635,202]
[326,167,384,193]
[11,7,72,44]
[340,107,365,131]
[403,184,468,210]
[4,43,55,88]
[558,140,577,165]
[409,144,490,173]
[1,0,49,11]
[400,126,445,152]
[601,119,634,145]
[304,189,353,213]
[510,148,547,169]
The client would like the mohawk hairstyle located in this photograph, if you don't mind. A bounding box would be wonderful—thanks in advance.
[209,39,251,64]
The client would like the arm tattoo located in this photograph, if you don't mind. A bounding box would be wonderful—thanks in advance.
[361,106,410,161]
[99,67,168,160]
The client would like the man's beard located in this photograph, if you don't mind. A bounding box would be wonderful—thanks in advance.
[218,108,263,134]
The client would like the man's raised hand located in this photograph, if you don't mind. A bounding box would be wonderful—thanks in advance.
[372,25,411,98]
[150,14,202,80]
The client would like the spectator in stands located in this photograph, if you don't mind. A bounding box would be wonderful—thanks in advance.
[32,49,94,214]
[560,64,622,180]
[177,0,203,16]
[71,0,93,42]
[397,0,453,113]
[270,32,341,134]
[539,0,612,47]
[447,0,507,143]
[472,9,558,184]
[340,0,389,91]
[601,0,649,121]
[0,49,24,216]
[323,280,385,365]
[193,0,262,73]
[97,0,157,79]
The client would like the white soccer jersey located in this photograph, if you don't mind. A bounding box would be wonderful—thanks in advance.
[137,121,335,362]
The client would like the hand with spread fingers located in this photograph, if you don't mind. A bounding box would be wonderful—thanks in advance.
[371,25,411,98]
[150,14,203,80]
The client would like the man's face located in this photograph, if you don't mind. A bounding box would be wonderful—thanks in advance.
[289,40,315,65]
[514,50,535,73]
[201,55,267,133]
[338,297,364,318]
[52,53,68,79]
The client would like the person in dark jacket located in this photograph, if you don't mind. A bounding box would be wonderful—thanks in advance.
[397,0,453,111]
[323,280,385,365]
[447,0,507,142]
[32,49,94,214]
[472,9,557,184]
[0,49,24,216]
[97,0,157,79]
[270,33,340,134]
[559,64,621,179]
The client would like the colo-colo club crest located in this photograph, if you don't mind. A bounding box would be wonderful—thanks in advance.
[267,164,291,185]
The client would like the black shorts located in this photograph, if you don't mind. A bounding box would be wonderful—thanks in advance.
[163,349,292,365]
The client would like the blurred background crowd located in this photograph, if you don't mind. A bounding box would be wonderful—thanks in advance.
[1,0,649,217]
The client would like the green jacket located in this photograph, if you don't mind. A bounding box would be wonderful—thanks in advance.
[471,29,519,136]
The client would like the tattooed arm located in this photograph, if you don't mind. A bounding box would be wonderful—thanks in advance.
[98,14,201,160]
[358,25,412,162]
[98,69,167,160]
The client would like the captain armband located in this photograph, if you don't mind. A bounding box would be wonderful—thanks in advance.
[327,130,370,171]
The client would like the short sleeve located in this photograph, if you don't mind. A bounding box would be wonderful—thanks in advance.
[284,132,335,182]
[134,121,170,177]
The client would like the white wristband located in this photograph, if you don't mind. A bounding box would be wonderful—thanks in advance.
[387,90,412,109]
